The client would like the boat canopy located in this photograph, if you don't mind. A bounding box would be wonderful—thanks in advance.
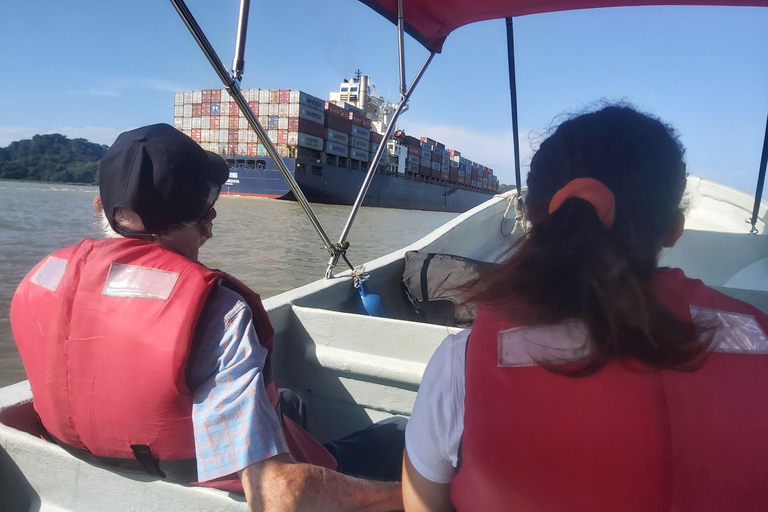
[358,0,768,52]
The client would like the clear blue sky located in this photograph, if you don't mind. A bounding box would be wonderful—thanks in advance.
[1,1,766,192]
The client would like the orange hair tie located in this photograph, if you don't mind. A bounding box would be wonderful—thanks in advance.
[548,178,616,228]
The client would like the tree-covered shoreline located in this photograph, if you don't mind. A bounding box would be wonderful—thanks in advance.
[0,134,108,185]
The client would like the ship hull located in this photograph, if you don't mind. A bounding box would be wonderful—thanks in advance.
[222,157,493,213]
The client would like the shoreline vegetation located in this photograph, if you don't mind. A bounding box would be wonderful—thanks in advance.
[0,134,107,185]
[1,133,517,191]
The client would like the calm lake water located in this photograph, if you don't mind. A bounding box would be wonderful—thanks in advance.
[0,181,457,387]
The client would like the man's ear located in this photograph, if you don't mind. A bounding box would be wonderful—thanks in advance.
[659,211,685,249]
[93,195,103,214]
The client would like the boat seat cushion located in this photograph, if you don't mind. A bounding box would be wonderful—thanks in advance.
[402,250,489,327]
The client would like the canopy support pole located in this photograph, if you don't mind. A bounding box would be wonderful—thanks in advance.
[397,0,407,97]
[749,112,768,234]
[169,0,338,260]
[324,2,435,278]
[505,17,522,196]
[232,0,250,81]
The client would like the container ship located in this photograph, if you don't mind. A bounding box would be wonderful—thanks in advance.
[173,73,499,212]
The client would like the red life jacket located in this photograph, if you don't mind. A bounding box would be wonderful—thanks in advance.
[451,268,768,512]
[11,237,335,493]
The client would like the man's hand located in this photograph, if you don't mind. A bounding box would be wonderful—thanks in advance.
[239,453,403,512]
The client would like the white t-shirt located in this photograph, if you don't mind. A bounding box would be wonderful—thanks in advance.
[405,330,469,484]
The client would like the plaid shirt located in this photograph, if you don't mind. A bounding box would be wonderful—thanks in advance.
[187,286,288,482]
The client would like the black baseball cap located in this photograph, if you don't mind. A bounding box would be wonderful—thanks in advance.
[99,123,229,237]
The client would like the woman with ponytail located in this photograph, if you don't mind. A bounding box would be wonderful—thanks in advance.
[402,106,768,512]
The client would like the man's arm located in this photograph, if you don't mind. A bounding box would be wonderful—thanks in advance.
[239,453,402,512]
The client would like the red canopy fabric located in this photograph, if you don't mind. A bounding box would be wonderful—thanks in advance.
[358,0,768,52]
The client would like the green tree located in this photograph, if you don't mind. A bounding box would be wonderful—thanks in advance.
[0,134,108,184]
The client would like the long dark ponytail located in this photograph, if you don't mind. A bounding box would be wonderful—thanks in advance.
[469,106,710,376]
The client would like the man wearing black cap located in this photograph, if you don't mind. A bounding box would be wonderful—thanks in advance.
[11,124,402,511]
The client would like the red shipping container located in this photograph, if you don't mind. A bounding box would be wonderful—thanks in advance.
[228,129,238,143]
[278,89,291,103]
[202,103,211,116]
[288,117,325,139]
[370,131,384,144]
[228,117,239,130]
[441,171,450,180]
[458,175,465,184]
[227,143,238,155]
[229,103,239,116]
[419,165,431,176]
[210,116,220,130]
[192,104,202,117]
[211,89,222,102]
[247,143,259,156]
[449,169,458,182]
[420,137,437,145]
[277,130,288,144]
[248,102,259,115]
[431,168,442,179]
[448,149,460,158]
[431,153,441,163]
[190,129,201,142]
[202,90,211,103]
[325,102,349,120]
[349,111,371,129]
[325,115,351,133]
[408,145,421,156]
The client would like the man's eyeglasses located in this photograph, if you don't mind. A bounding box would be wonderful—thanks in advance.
[198,184,221,223]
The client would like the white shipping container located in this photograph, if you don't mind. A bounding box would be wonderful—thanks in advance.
[174,105,184,117]
[258,115,269,127]
[268,104,279,116]
[173,117,183,129]
[210,130,220,142]
[298,105,324,125]
[239,129,249,142]
[267,129,278,142]
[288,104,300,117]
[278,104,289,117]
[238,143,248,155]
[183,104,193,117]
[297,133,324,152]
[174,92,184,106]
[183,91,193,103]
[192,117,202,129]
[201,116,210,129]
[326,129,349,145]
[287,132,298,145]
[239,117,249,130]
[278,117,289,130]
[298,91,325,111]
[351,136,369,151]
[192,91,202,103]
[248,88,260,102]
[350,125,370,140]
[326,141,348,158]
[289,90,300,103]
[219,129,229,143]
[201,129,211,143]
[259,90,271,103]
[350,148,369,162]
[220,115,229,127]
[182,118,192,131]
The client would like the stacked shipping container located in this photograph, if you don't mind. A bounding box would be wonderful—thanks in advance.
[174,88,498,192]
